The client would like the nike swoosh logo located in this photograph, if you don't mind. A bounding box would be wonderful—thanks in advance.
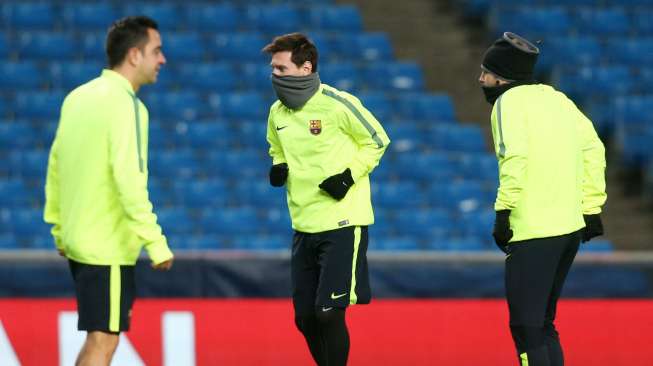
[322,307,333,312]
[276,126,287,131]
[330,292,347,300]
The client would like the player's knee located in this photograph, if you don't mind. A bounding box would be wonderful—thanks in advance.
[314,307,345,328]
[295,314,318,334]
[510,325,545,352]
[87,331,119,352]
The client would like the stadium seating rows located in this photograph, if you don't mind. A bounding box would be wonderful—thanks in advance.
[0,0,617,252]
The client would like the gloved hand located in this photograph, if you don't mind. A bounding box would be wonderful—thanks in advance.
[269,163,288,187]
[492,209,513,253]
[582,214,603,243]
[319,168,354,200]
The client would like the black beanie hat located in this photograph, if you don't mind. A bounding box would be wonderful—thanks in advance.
[481,32,540,81]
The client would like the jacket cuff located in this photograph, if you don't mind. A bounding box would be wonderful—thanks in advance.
[145,238,174,264]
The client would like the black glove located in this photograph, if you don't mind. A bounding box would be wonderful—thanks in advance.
[582,214,603,243]
[319,168,354,200]
[269,163,288,187]
[492,209,513,253]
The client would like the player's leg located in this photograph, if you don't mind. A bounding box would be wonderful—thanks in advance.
[291,231,326,365]
[315,226,370,366]
[69,261,136,366]
[505,235,567,366]
[543,230,581,366]
[76,331,119,366]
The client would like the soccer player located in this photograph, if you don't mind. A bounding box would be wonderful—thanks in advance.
[479,32,607,366]
[264,33,390,366]
[44,16,173,366]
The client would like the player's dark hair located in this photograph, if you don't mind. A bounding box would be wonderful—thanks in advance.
[262,33,319,73]
[106,16,158,68]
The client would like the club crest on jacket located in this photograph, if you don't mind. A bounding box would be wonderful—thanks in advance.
[309,120,322,135]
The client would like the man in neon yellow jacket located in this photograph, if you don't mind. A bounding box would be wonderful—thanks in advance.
[479,32,606,366]
[264,33,389,366]
[44,16,172,366]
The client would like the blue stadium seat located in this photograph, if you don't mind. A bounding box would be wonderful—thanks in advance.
[0,61,45,89]
[11,208,50,237]
[395,152,456,181]
[206,149,267,179]
[306,33,335,61]
[397,93,455,121]
[245,5,302,34]
[358,92,393,121]
[0,33,9,58]
[461,209,495,238]
[371,236,420,251]
[233,181,287,208]
[209,33,268,62]
[309,5,363,32]
[488,7,572,38]
[0,234,17,249]
[639,69,653,93]
[149,149,200,178]
[614,95,653,124]
[155,207,193,235]
[232,235,288,250]
[143,92,205,121]
[634,11,653,34]
[320,62,360,92]
[234,121,268,149]
[8,150,49,179]
[123,3,179,30]
[147,178,171,207]
[383,122,424,152]
[172,179,228,207]
[538,37,601,71]
[0,97,6,119]
[62,3,117,30]
[459,153,499,183]
[17,32,76,60]
[429,181,492,213]
[14,91,65,121]
[50,62,102,90]
[81,32,105,61]
[216,92,268,120]
[0,179,30,208]
[372,181,423,208]
[349,33,393,61]
[617,124,653,166]
[0,122,35,150]
[150,66,178,90]
[178,63,236,92]
[395,209,451,238]
[576,8,630,36]
[162,33,205,62]
[173,121,234,149]
[261,208,293,236]
[606,38,653,66]
[199,207,258,235]
[431,124,486,152]
[241,63,271,90]
[185,4,241,32]
[3,3,55,29]
[364,62,425,91]
[553,66,634,100]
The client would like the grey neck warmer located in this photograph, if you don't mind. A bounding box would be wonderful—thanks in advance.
[271,73,320,109]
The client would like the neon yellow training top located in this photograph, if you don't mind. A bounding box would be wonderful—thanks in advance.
[44,69,173,265]
[267,83,390,233]
[491,84,607,242]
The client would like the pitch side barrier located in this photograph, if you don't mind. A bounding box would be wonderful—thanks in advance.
[0,250,651,298]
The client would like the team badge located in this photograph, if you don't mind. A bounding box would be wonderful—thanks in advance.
[309,120,322,135]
